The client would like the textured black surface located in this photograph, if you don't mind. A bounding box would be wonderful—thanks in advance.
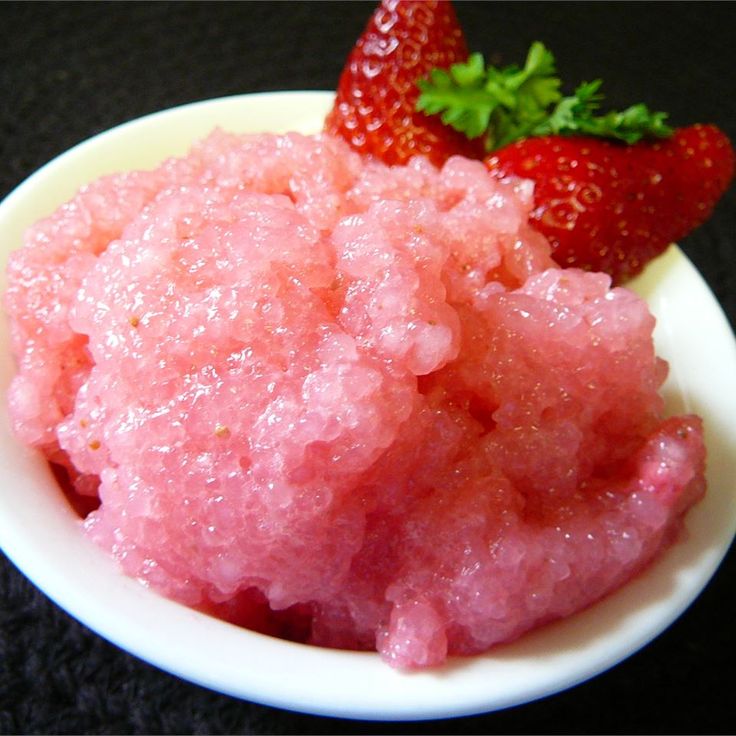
[1,2,734,734]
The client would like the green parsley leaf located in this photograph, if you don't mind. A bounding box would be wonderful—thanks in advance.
[416,43,673,150]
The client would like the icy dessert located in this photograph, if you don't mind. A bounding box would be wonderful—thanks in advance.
[5,129,706,668]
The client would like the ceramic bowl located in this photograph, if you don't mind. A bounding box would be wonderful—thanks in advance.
[1,91,734,720]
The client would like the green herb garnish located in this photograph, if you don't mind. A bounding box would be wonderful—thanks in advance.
[416,42,672,151]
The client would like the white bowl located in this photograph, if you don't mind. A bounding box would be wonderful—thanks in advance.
[0,91,735,721]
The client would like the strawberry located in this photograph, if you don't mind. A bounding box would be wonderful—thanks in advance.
[324,0,485,167]
[414,39,735,282]
[485,125,735,282]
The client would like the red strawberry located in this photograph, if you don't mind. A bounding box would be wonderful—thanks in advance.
[485,125,735,283]
[324,0,485,167]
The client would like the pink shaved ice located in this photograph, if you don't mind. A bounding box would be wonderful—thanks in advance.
[4,130,705,668]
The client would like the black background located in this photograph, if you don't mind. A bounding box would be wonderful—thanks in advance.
[1,2,734,734]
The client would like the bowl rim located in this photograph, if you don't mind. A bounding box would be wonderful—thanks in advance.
[1,91,735,721]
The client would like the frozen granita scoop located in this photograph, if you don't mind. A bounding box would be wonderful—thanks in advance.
[4,130,705,668]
